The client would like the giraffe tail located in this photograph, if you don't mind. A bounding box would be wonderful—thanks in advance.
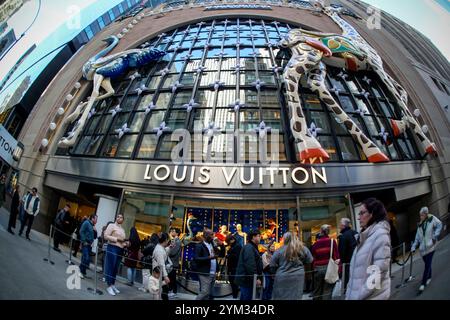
[390,119,407,137]
[426,143,438,156]
[367,152,390,163]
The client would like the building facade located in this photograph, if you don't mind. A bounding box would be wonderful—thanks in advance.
[14,0,450,262]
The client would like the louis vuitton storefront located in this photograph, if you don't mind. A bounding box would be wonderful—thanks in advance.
[15,0,449,263]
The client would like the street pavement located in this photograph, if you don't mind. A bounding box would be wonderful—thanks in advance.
[0,207,449,300]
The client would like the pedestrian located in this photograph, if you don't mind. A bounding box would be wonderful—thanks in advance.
[7,184,20,235]
[53,204,71,252]
[235,229,263,301]
[148,266,162,300]
[0,174,6,208]
[270,232,313,300]
[337,217,357,291]
[103,213,128,296]
[124,226,141,286]
[139,233,160,292]
[18,191,29,225]
[167,227,182,298]
[261,243,275,300]
[193,228,218,300]
[311,225,340,300]
[152,232,172,300]
[18,187,40,240]
[346,198,391,300]
[411,206,443,293]
[72,217,83,257]
[79,214,98,278]
[225,234,242,299]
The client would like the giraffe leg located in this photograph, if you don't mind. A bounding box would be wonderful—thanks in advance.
[96,77,115,101]
[308,63,389,163]
[373,68,437,156]
[283,53,330,164]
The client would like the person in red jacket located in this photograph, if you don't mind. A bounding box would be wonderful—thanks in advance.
[311,224,340,300]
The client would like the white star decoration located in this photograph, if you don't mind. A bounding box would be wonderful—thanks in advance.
[87,107,96,119]
[153,121,170,138]
[203,122,221,140]
[196,66,206,74]
[129,71,141,80]
[144,102,156,115]
[308,122,322,138]
[111,105,122,117]
[210,80,225,90]
[115,123,130,139]
[230,99,245,112]
[251,79,265,91]
[255,121,272,140]
[379,127,389,143]
[171,81,184,93]
[330,86,341,95]
[182,99,199,113]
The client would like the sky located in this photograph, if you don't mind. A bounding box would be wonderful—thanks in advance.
[362,0,450,60]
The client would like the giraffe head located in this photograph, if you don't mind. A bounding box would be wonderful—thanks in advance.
[280,29,332,57]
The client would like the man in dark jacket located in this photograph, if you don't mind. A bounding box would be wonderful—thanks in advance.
[79,214,97,278]
[7,185,20,235]
[235,229,263,300]
[226,234,242,299]
[193,228,217,300]
[338,218,357,291]
[53,204,71,252]
[168,227,182,298]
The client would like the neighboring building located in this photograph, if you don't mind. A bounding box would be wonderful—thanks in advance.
[13,0,450,262]
[0,0,23,23]
[0,27,16,60]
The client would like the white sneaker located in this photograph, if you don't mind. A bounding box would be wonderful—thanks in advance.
[168,292,176,298]
[138,287,148,293]
[419,285,425,292]
[107,286,116,296]
[426,279,431,286]
[112,286,120,294]
[79,273,85,279]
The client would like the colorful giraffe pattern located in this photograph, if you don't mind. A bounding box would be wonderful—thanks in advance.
[280,5,437,164]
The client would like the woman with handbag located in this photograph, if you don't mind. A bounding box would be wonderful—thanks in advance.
[124,226,141,286]
[346,198,391,300]
[311,225,340,300]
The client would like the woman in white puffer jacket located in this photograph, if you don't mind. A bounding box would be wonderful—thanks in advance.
[346,198,391,300]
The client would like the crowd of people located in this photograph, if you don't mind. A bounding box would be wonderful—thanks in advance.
[3,185,444,300]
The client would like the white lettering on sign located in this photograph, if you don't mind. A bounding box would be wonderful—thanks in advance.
[0,125,19,166]
[142,165,328,186]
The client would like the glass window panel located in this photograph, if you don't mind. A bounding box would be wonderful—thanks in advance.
[112,80,130,94]
[372,84,383,98]
[180,72,197,86]
[262,109,282,130]
[156,134,179,159]
[253,38,266,46]
[193,109,213,130]
[241,57,255,70]
[138,134,158,158]
[129,112,145,132]
[238,133,258,163]
[110,113,130,132]
[338,136,360,161]
[161,74,180,89]
[240,110,260,130]
[207,47,224,58]
[175,50,191,60]
[199,71,218,86]
[241,71,257,85]
[240,37,253,46]
[363,116,380,136]
[121,95,138,112]
[329,76,345,91]
[166,110,187,129]
[209,38,223,46]
[172,91,192,107]
[346,79,360,94]
[155,92,172,109]
[101,135,120,157]
[217,90,236,108]
[338,95,355,112]
[148,75,161,90]
[268,31,279,38]
[304,94,323,110]
[85,135,103,155]
[116,134,137,158]
[355,98,371,115]
[146,111,166,131]
[220,71,237,85]
[260,90,279,108]
[195,90,216,108]
[310,111,331,134]
[73,136,91,154]
[378,100,395,117]
[224,37,236,46]
[193,38,207,47]
[190,49,204,59]
[129,77,148,92]
[168,61,185,73]
[240,47,255,57]
[257,59,273,71]
[221,58,238,70]
[215,108,235,130]
[266,133,287,162]
[222,47,237,57]
[259,72,276,85]
[331,117,348,135]
[203,59,221,70]
[137,93,154,110]
[85,116,101,135]
[239,89,258,106]
[97,115,113,134]
[314,135,339,161]
[185,60,202,72]
[387,143,400,160]
[374,138,390,159]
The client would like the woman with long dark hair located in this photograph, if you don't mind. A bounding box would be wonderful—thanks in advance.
[346,198,391,300]
[124,226,141,286]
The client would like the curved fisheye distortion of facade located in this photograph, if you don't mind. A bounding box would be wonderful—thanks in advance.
[0,0,449,301]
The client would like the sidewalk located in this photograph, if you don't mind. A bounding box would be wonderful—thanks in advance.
[1,207,449,300]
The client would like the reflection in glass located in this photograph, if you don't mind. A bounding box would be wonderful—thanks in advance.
[116,134,137,158]
[138,134,158,158]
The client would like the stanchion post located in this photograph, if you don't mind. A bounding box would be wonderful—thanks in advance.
[66,233,74,265]
[252,274,257,300]
[396,242,406,288]
[260,273,264,300]
[341,263,346,298]
[405,249,415,283]
[87,246,103,295]
[43,224,55,265]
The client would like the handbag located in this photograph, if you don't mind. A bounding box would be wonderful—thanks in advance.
[325,238,339,284]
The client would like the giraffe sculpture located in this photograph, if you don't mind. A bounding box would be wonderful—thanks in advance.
[280,5,437,164]
[58,36,166,147]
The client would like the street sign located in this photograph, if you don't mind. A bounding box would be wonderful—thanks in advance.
[0,124,19,166]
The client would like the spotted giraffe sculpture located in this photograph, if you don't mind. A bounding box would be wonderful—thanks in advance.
[280,5,437,164]
[58,35,166,147]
